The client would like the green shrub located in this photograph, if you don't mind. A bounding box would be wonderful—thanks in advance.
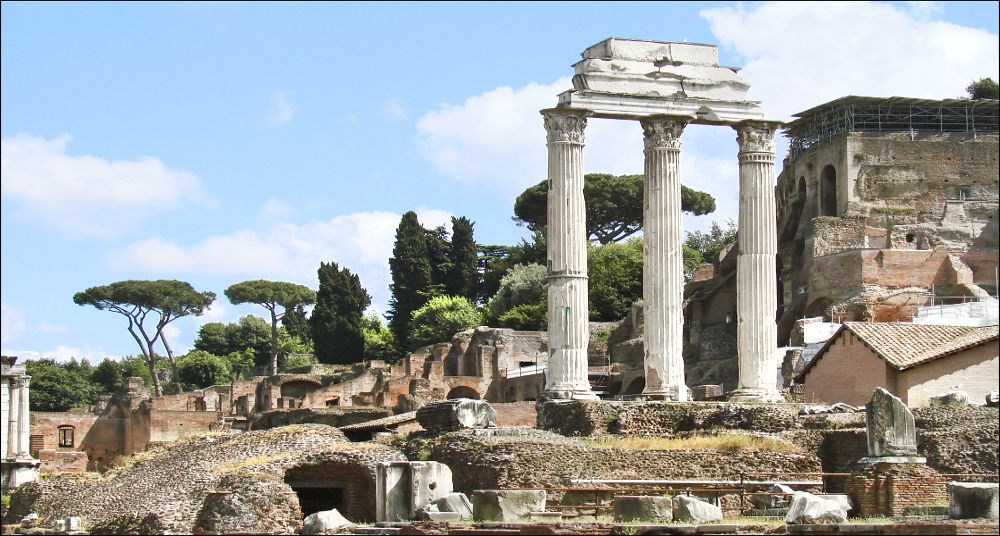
[409,295,483,348]
[176,351,231,389]
[485,263,547,325]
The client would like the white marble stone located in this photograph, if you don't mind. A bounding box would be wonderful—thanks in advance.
[641,116,688,401]
[542,108,598,401]
[732,121,783,402]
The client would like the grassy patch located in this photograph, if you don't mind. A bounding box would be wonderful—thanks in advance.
[582,433,802,453]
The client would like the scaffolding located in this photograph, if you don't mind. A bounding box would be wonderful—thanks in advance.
[784,96,999,159]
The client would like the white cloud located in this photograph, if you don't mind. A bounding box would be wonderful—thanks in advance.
[701,1,1000,120]
[258,198,294,221]
[36,322,69,335]
[1,344,111,363]
[1,302,27,344]
[1,134,209,237]
[267,89,295,126]
[383,97,408,120]
[109,207,452,311]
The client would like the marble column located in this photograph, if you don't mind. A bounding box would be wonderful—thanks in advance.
[640,116,689,401]
[18,376,31,456]
[1,378,9,459]
[8,377,21,458]
[541,108,598,400]
[731,121,783,402]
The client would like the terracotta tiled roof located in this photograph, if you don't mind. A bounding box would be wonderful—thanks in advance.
[799,322,999,380]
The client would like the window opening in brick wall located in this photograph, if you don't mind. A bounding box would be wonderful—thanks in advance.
[288,483,344,518]
[58,425,75,448]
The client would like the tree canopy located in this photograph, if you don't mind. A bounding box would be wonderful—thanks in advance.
[73,280,215,396]
[225,280,315,375]
[25,358,103,412]
[966,77,999,100]
[409,295,482,349]
[310,262,371,364]
[513,173,717,244]
[447,216,479,302]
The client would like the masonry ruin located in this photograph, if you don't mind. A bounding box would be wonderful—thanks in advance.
[5,36,999,535]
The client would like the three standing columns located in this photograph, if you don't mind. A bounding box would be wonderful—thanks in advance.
[731,121,784,402]
[541,108,598,400]
[640,116,689,401]
[540,110,782,402]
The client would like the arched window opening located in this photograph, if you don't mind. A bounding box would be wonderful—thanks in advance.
[58,425,75,448]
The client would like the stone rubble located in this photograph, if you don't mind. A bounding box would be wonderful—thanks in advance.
[672,495,723,523]
[301,509,354,535]
[784,491,849,524]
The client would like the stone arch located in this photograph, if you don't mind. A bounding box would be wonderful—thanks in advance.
[280,380,321,400]
[446,386,480,400]
[623,377,645,395]
[820,165,837,216]
[284,461,374,522]
[805,297,833,319]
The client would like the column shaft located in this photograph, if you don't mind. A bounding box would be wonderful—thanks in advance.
[1,379,9,459]
[542,108,597,400]
[734,122,782,401]
[8,378,21,458]
[18,376,31,456]
[641,117,688,401]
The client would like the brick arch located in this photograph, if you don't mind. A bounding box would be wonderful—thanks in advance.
[283,460,375,522]
[446,386,480,400]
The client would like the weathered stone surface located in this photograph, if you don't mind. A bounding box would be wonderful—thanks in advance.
[672,495,722,523]
[948,482,999,520]
[986,391,999,408]
[19,513,38,528]
[192,472,302,535]
[866,388,917,457]
[431,492,473,520]
[376,461,454,522]
[784,491,848,524]
[415,399,497,433]
[471,490,546,522]
[751,483,796,509]
[799,403,862,415]
[930,390,971,407]
[302,509,353,535]
[691,385,724,401]
[613,495,673,522]
[9,425,404,533]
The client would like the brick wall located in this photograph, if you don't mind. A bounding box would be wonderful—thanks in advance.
[845,461,947,517]
[801,331,892,406]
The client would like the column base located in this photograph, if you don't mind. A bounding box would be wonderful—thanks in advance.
[540,388,600,402]
[727,388,784,403]
[642,384,690,402]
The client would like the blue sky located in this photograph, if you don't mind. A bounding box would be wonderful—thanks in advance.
[2,1,998,361]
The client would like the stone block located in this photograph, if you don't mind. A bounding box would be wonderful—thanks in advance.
[691,385,723,401]
[302,509,353,535]
[672,495,722,523]
[416,399,497,433]
[53,520,66,533]
[751,483,796,509]
[948,482,999,520]
[431,492,473,520]
[65,516,81,532]
[527,511,563,522]
[930,390,970,407]
[375,461,454,521]
[471,490,546,522]
[613,495,673,522]
[785,491,849,524]
[986,391,999,408]
[866,387,917,457]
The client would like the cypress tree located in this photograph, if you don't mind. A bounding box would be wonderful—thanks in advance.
[310,262,371,364]
[447,216,479,302]
[388,211,433,350]
[281,303,311,342]
[424,224,451,297]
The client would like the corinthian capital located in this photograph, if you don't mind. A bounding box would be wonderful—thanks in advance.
[641,116,687,150]
[541,108,590,144]
[736,121,780,154]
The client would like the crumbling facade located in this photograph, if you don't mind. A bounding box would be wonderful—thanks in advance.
[678,96,999,391]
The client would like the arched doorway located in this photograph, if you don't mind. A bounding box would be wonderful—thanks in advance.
[446,386,480,400]
[820,165,837,217]
[805,297,833,319]
[622,377,645,396]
